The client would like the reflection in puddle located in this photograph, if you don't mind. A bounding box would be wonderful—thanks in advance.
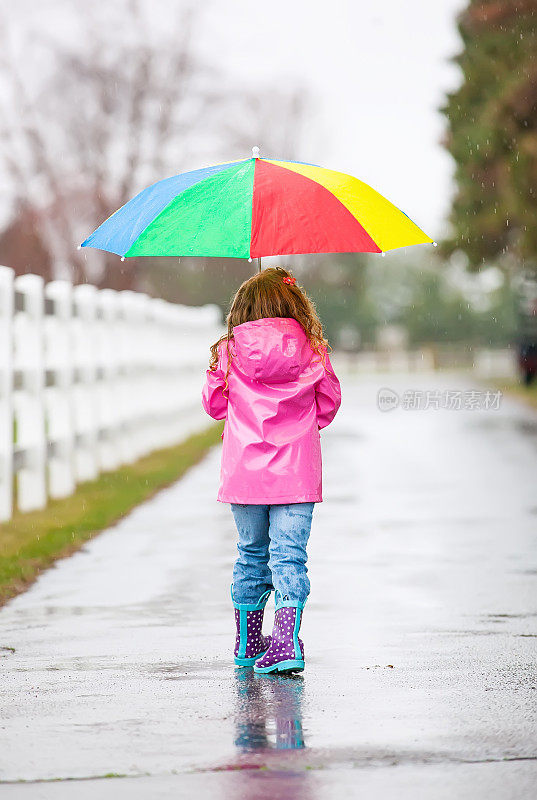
[233,669,305,751]
[226,673,313,800]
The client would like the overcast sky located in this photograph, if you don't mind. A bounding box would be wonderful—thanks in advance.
[7,0,467,240]
[197,0,468,240]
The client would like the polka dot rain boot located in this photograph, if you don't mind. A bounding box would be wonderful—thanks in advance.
[232,586,272,667]
[253,600,305,674]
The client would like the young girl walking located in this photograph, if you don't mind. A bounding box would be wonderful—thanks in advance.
[202,266,341,674]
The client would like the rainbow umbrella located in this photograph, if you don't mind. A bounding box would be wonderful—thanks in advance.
[80,148,434,267]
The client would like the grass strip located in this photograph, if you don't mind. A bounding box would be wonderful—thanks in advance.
[0,422,223,607]
[492,380,537,411]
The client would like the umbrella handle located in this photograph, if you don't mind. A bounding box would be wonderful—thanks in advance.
[258,257,262,273]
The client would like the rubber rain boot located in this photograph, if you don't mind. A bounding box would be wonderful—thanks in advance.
[232,586,272,667]
[254,600,305,674]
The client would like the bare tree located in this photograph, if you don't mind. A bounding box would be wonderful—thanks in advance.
[0,1,215,287]
[0,0,312,292]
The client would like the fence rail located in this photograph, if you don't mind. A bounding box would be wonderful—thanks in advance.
[0,266,223,521]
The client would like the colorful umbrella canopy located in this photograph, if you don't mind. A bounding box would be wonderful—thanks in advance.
[80,150,434,261]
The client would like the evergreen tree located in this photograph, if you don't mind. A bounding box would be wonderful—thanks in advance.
[442,1,537,269]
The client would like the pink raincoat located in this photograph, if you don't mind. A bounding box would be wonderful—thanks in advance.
[201,317,341,504]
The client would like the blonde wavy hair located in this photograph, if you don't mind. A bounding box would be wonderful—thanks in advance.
[209,266,330,390]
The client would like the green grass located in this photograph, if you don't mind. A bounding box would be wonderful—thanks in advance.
[492,379,537,411]
[0,422,223,606]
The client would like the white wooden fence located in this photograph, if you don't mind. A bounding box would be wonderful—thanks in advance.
[0,266,223,522]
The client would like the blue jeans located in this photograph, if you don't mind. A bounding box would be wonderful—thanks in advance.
[230,503,315,606]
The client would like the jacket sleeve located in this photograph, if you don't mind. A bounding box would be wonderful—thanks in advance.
[315,350,341,430]
[201,341,228,421]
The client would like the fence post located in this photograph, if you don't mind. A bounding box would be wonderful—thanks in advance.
[13,273,47,513]
[117,291,140,464]
[148,298,170,451]
[72,284,99,482]
[95,289,121,472]
[0,266,14,521]
[44,280,75,499]
[128,291,150,460]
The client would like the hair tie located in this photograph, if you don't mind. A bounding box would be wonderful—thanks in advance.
[283,276,296,285]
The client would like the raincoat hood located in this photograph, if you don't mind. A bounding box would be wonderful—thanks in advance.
[231,317,312,384]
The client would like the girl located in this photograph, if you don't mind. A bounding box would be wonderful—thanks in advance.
[202,266,341,674]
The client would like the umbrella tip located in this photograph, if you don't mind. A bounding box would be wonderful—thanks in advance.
[252,146,260,159]
[77,244,82,250]
[433,241,438,247]
[121,256,125,262]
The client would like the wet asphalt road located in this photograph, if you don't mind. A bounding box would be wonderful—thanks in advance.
[1,369,536,798]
